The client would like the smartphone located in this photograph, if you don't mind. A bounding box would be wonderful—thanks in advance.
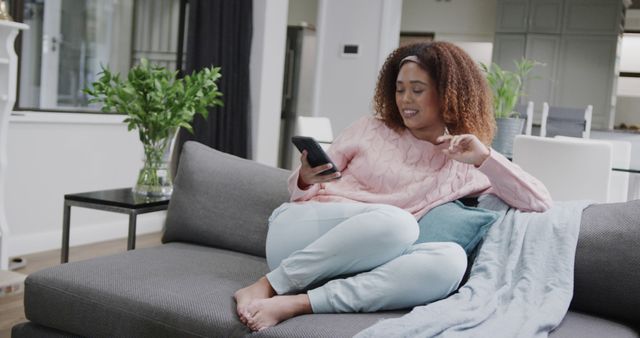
[291,136,339,175]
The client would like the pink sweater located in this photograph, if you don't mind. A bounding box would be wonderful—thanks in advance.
[289,116,552,218]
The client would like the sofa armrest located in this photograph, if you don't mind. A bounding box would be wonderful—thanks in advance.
[571,200,640,326]
[163,141,291,257]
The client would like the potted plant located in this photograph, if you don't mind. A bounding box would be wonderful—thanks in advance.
[85,59,223,197]
[481,58,540,157]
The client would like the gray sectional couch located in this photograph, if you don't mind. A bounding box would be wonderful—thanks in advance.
[12,141,640,338]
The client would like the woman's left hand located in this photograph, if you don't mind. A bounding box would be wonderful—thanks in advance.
[436,134,490,167]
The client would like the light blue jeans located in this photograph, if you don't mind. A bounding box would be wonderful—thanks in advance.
[265,202,468,313]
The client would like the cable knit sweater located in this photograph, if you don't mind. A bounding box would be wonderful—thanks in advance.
[289,116,552,219]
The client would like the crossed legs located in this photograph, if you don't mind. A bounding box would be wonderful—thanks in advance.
[234,202,467,331]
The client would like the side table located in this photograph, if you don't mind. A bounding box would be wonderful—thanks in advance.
[61,188,170,263]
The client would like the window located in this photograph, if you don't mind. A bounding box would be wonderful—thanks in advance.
[618,32,640,97]
[10,0,185,113]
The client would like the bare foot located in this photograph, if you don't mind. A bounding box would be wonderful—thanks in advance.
[234,276,276,324]
[245,294,312,332]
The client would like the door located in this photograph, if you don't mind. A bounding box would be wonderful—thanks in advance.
[563,0,623,35]
[496,0,530,33]
[492,33,527,72]
[39,0,61,109]
[37,0,123,110]
[524,34,560,111]
[528,0,563,33]
[556,35,618,129]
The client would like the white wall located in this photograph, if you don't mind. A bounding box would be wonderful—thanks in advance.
[401,0,497,42]
[5,113,164,257]
[615,93,640,126]
[619,34,640,73]
[250,0,288,167]
[288,0,317,26]
[313,0,402,134]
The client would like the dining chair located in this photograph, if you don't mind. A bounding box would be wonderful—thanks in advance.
[512,135,612,203]
[514,101,534,136]
[540,103,593,139]
[555,136,631,203]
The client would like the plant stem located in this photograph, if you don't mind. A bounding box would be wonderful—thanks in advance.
[137,137,172,194]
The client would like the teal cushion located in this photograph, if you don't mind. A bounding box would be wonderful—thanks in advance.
[416,200,500,254]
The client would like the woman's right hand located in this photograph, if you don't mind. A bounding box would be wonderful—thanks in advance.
[297,150,341,189]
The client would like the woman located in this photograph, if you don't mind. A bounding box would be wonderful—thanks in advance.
[234,42,552,332]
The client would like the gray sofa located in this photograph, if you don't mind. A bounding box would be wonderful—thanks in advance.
[12,141,640,338]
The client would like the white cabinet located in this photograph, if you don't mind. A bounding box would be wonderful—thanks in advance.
[555,35,618,128]
[493,0,625,129]
[563,0,623,35]
[496,0,565,33]
[529,0,564,33]
[524,34,561,105]
[493,34,526,70]
[496,0,529,32]
[492,33,561,111]
[0,20,28,270]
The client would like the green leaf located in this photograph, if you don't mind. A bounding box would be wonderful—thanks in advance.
[82,59,224,147]
[481,58,543,118]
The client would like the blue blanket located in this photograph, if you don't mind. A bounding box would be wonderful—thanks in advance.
[355,195,591,338]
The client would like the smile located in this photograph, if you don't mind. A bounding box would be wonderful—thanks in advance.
[402,109,418,118]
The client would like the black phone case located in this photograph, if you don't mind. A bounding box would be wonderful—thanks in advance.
[291,136,339,175]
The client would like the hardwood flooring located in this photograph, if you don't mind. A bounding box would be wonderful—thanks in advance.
[0,232,162,338]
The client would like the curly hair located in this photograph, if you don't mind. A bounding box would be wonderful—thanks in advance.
[373,41,495,145]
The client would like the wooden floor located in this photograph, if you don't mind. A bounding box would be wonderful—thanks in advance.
[0,232,162,338]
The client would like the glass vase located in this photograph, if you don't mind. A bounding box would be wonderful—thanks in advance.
[133,138,174,197]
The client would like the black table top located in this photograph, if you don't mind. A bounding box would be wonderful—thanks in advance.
[64,188,170,209]
[613,168,640,174]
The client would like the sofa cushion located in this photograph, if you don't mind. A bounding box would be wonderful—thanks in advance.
[23,243,406,338]
[14,309,639,338]
[549,311,639,338]
[571,200,640,326]
[416,200,500,255]
[12,322,83,338]
[24,243,268,338]
[163,141,291,257]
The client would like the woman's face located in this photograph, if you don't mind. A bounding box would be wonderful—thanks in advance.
[395,62,444,138]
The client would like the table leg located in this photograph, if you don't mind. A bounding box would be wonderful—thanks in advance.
[127,212,137,250]
[61,201,71,263]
